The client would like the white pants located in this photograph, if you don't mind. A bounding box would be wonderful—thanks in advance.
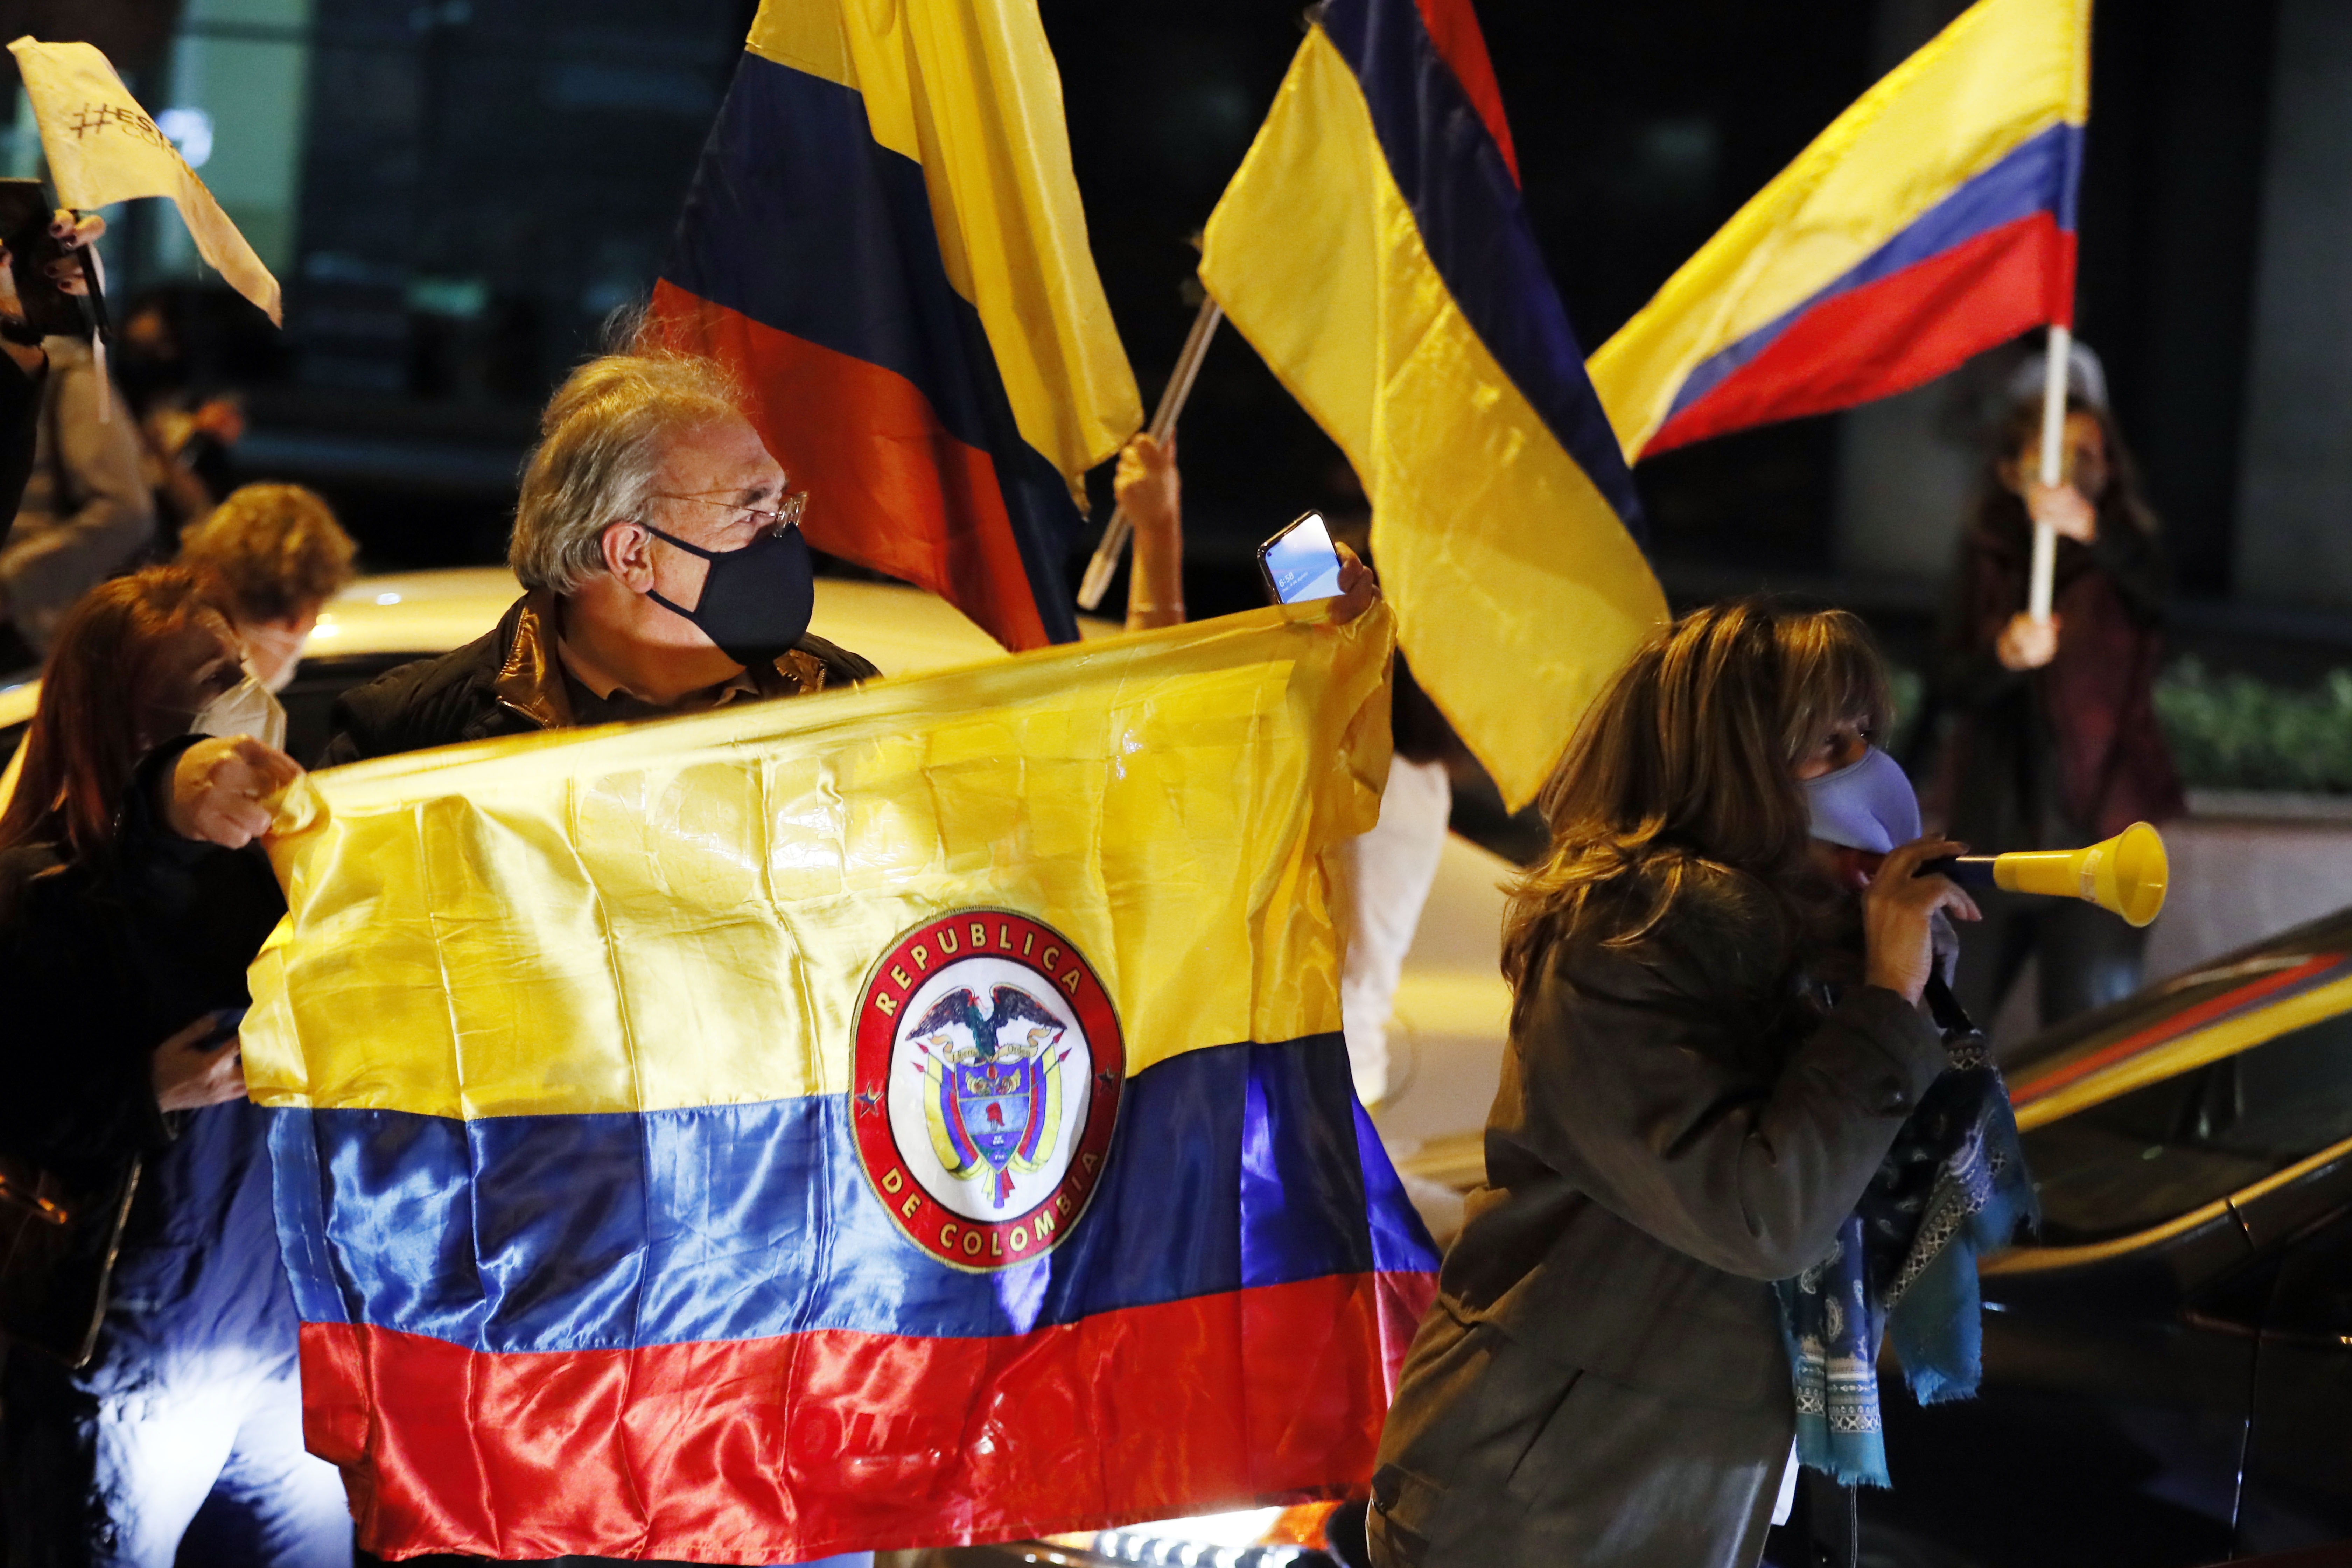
[1338,756,1452,1107]
[4,1343,352,1568]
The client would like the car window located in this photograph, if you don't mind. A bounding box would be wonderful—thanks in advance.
[2023,1010,2352,1246]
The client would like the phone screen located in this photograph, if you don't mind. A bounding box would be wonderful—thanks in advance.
[1259,511,1345,604]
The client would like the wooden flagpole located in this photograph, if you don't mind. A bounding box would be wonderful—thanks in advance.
[1076,290,1223,612]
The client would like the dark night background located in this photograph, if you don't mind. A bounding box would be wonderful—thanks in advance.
[0,0,2316,666]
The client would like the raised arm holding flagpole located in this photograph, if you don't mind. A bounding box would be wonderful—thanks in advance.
[1077,290,1222,615]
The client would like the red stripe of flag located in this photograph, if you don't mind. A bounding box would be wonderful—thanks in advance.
[649,280,1051,651]
[1411,0,1519,184]
[304,1270,1436,1562]
[1649,211,2074,456]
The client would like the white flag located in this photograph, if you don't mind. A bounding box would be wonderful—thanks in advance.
[7,36,282,324]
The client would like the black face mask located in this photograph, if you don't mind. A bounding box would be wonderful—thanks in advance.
[642,523,814,668]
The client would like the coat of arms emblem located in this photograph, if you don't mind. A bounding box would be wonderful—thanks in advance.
[906,984,1069,1207]
[851,910,1122,1270]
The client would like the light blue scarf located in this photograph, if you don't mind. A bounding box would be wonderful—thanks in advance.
[1774,985,2038,1487]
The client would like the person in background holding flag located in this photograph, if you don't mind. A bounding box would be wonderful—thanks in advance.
[1367,603,2021,1568]
[0,212,109,551]
[0,216,155,669]
[1930,343,2183,1031]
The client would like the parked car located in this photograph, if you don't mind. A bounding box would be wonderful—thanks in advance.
[1855,904,2352,1567]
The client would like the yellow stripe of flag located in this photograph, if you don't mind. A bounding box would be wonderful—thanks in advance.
[742,0,1139,503]
[1200,27,1665,813]
[243,606,1391,1123]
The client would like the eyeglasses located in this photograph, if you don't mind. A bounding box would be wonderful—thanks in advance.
[645,490,807,537]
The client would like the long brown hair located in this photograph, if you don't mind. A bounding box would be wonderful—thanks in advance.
[0,567,231,860]
[1500,600,1893,1009]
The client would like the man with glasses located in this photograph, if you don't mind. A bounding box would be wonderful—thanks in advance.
[305,355,880,1568]
[319,347,875,766]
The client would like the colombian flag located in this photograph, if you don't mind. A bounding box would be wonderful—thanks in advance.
[651,0,1140,651]
[1589,0,2092,460]
[244,606,1436,1562]
[1199,0,1666,814]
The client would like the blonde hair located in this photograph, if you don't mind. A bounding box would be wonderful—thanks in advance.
[178,483,356,624]
[1500,600,1893,1010]
[508,350,747,594]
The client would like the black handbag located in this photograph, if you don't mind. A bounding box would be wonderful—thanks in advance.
[0,1149,139,1368]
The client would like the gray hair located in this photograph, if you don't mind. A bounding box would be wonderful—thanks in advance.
[508,349,750,594]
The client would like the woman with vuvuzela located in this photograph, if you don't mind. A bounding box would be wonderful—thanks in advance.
[1364,602,2035,1568]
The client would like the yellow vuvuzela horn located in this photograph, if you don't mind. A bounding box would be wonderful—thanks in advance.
[1923,821,2169,927]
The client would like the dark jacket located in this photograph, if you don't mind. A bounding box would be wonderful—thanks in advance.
[0,350,42,552]
[1933,507,2184,850]
[319,589,878,766]
[0,737,285,1182]
[1370,868,1947,1568]
[0,736,296,1387]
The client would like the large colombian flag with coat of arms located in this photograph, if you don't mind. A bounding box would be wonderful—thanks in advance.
[650,0,1140,652]
[1588,0,2092,460]
[242,605,1437,1563]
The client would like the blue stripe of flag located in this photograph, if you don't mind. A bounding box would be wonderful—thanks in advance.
[1665,121,2085,425]
[662,50,1082,642]
[267,1035,1438,1355]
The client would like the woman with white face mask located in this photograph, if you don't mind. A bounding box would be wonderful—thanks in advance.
[0,566,336,1567]
[0,482,346,806]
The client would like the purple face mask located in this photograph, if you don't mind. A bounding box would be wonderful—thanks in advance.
[1803,746,1920,855]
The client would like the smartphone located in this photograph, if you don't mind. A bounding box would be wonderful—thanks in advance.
[1257,510,1346,604]
[0,180,90,340]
